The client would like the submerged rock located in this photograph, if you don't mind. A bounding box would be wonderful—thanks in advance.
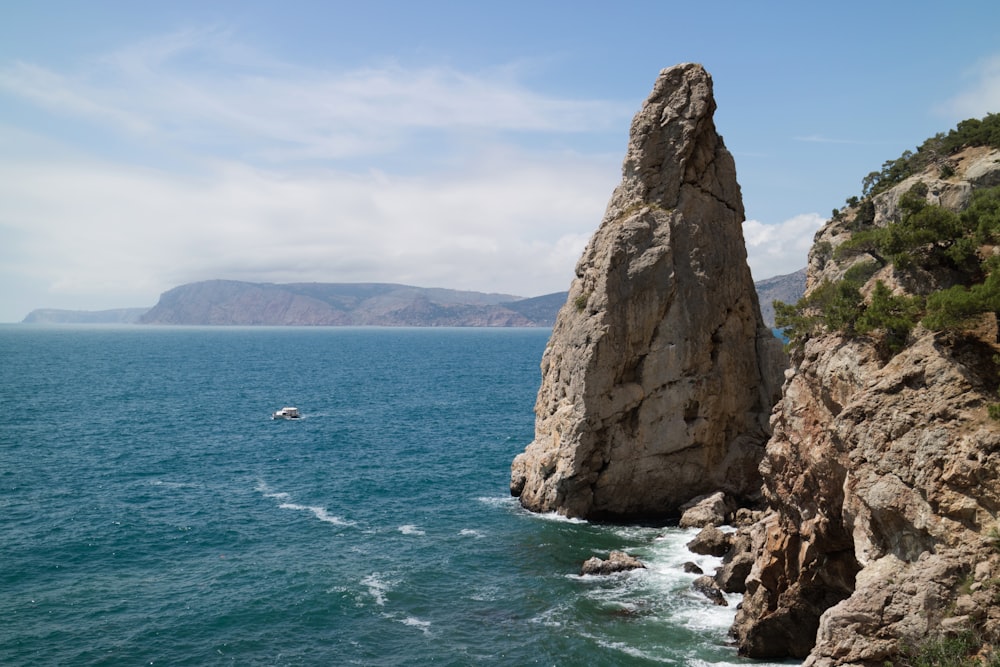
[682,561,704,575]
[692,575,728,606]
[510,63,785,521]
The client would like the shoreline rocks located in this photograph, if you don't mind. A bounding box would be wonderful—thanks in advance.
[580,550,646,576]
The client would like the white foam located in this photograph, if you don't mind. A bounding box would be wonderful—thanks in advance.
[258,481,355,527]
[398,524,425,536]
[531,510,588,524]
[475,495,520,509]
[458,528,485,538]
[399,616,432,635]
[148,479,199,489]
[279,502,354,527]
[568,523,751,651]
[593,638,662,662]
[360,573,394,606]
[468,584,501,602]
[528,604,567,628]
[254,480,290,500]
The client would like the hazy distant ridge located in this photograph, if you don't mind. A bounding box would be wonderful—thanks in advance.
[754,268,806,329]
[23,275,804,327]
[22,307,149,324]
[138,280,560,327]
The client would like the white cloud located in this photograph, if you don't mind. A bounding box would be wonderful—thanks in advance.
[0,145,617,318]
[743,213,824,280]
[939,54,1000,119]
[0,29,630,320]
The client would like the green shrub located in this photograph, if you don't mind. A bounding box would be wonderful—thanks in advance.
[814,241,833,264]
[782,149,1000,354]
[923,271,1000,331]
[856,281,922,354]
[774,298,819,348]
[963,186,1000,245]
[895,630,1000,667]
[860,113,1000,200]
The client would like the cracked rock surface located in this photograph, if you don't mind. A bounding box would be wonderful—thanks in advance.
[510,63,785,520]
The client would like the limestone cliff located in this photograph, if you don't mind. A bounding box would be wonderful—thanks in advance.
[510,63,785,520]
[733,147,1000,665]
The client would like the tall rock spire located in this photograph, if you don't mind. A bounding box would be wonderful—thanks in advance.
[510,63,785,520]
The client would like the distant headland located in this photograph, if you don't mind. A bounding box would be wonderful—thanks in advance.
[22,274,803,328]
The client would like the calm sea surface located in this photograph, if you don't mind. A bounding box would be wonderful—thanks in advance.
[1,326,794,666]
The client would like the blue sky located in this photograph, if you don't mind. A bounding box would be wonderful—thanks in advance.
[1,1,999,321]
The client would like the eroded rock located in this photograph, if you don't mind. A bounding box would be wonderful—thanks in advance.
[686,525,732,557]
[734,149,1000,664]
[679,491,735,528]
[510,63,785,520]
[693,575,729,606]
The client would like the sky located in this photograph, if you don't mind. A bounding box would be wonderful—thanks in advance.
[1,1,999,322]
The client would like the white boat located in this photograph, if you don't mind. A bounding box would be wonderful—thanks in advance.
[271,406,301,420]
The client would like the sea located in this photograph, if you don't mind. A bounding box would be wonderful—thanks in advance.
[1,325,797,666]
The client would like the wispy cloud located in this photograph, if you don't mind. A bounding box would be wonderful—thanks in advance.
[793,135,869,145]
[939,53,1000,119]
[0,27,629,164]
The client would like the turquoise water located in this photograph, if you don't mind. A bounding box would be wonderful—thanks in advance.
[1,326,790,666]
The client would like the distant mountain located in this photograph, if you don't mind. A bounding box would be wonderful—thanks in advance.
[754,268,807,329]
[138,280,564,327]
[22,275,800,327]
[21,307,148,324]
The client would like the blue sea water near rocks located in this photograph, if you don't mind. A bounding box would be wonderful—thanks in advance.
[1,325,796,666]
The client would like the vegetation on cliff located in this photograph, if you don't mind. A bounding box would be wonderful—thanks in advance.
[776,182,1000,353]
[857,112,1000,200]
[757,116,1000,666]
[775,115,1000,360]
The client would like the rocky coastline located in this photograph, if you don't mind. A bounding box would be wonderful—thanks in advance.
[512,63,1000,665]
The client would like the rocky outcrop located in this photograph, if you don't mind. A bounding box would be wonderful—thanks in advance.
[579,550,646,576]
[679,491,737,528]
[687,525,733,558]
[509,63,785,520]
[733,148,1000,664]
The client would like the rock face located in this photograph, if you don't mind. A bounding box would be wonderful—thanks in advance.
[732,148,1000,664]
[510,63,785,520]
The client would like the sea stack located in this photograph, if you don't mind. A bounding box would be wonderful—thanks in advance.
[510,63,785,519]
